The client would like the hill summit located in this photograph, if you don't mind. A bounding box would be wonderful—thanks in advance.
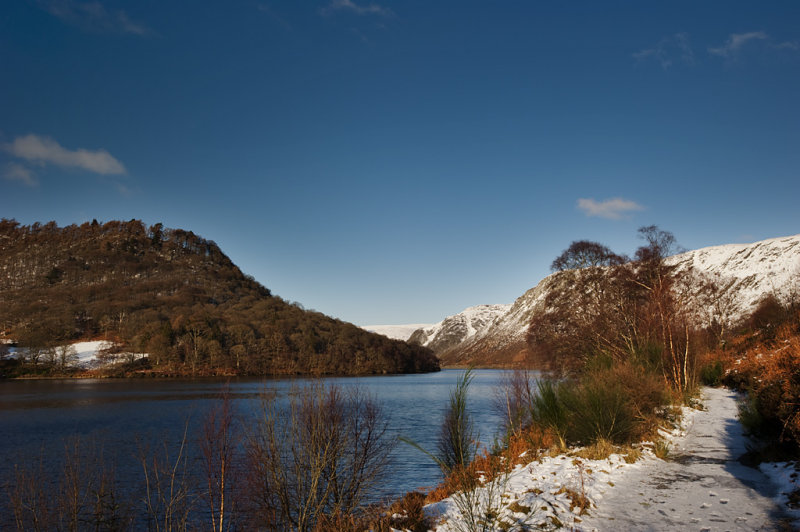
[0,219,439,377]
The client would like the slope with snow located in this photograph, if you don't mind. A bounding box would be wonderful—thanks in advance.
[406,304,511,355]
[436,233,800,367]
[668,234,800,319]
[361,324,434,342]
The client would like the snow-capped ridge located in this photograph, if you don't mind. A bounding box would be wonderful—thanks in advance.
[438,233,800,366]
[407,304,511,354]
[361,324,434,341]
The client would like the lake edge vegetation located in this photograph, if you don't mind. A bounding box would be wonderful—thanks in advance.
[390,226,800,531]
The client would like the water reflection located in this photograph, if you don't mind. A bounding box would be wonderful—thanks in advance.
[0,369,518,501]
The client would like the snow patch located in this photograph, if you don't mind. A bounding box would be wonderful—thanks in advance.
[5,340,147,368]
[760,461,800,526]
[361,324,434,341]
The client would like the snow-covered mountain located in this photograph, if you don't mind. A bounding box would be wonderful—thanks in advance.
[668,234,800,319]
[429,234,800,367]
[405,304,511,354]
[361,324,434,341]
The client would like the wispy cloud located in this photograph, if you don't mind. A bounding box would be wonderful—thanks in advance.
[708,31,768,58]
[3,162,38,186]
[4,134,126,175]
[633,32,694,69]
[319,0,394,17]
[577,197,645,220]
[39,0,151,36]
[773,40,800,51]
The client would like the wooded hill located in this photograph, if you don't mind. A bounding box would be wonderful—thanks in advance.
[0,219,439,377]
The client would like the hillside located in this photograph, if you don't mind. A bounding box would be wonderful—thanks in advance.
[406,304,511,353]
[0,219,439,377]
[431,234,800,367]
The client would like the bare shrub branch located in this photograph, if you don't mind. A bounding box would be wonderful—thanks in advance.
[243,382,394,531]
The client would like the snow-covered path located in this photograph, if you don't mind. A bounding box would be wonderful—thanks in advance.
[581,387,790,531]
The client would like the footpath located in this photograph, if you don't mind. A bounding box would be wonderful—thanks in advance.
[580,387,793,531]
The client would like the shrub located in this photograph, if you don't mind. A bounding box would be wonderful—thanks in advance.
[562,375,636,445]
[405,369,479,475]
[387,491,432,532]
[699,360,724,386]
[721,310,800,456]
[527,363,669,448]
[529,379,568,450]
[494,370,535,439]
[438,369,479,472]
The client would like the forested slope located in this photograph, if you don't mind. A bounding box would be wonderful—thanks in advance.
[0,219,439,376]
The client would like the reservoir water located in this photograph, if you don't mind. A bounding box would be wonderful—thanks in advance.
[0,369,517,521]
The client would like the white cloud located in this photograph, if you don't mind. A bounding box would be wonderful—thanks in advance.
[577,197,645,220]
[320,0,394,17]
[774,40,800,51]
[633,32,694,69]
[708,31,768,58]
[39,0,150,35]
[4,134,126,175]
[3,163,38,186]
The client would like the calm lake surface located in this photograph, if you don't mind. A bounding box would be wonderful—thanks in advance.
[0,369,518,506]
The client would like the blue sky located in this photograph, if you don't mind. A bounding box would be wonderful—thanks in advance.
[1,1,799,326]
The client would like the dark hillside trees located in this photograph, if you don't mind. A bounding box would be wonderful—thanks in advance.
[0,219,439,377]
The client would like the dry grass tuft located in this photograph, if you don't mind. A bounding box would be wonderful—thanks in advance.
[653,439,671,460]
[555,487,591,515]
[506,501,532,515]
[623,446,642,463]
[571,438,615,460]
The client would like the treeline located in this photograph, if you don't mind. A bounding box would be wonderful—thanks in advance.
[0,219,439,377]
[528,226,726,395]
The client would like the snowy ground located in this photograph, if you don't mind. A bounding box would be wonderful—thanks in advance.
[5,340,146,368]
[423,387,798,531]
[72,340,114,365]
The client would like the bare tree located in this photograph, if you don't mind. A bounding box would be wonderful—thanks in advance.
[244,382,395,531]
[7,456,56,532]
[5,436,131,531]
[139,424,195,532]
[530,226,708,393]
[56,344,78,371]
[200,387,238,532]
